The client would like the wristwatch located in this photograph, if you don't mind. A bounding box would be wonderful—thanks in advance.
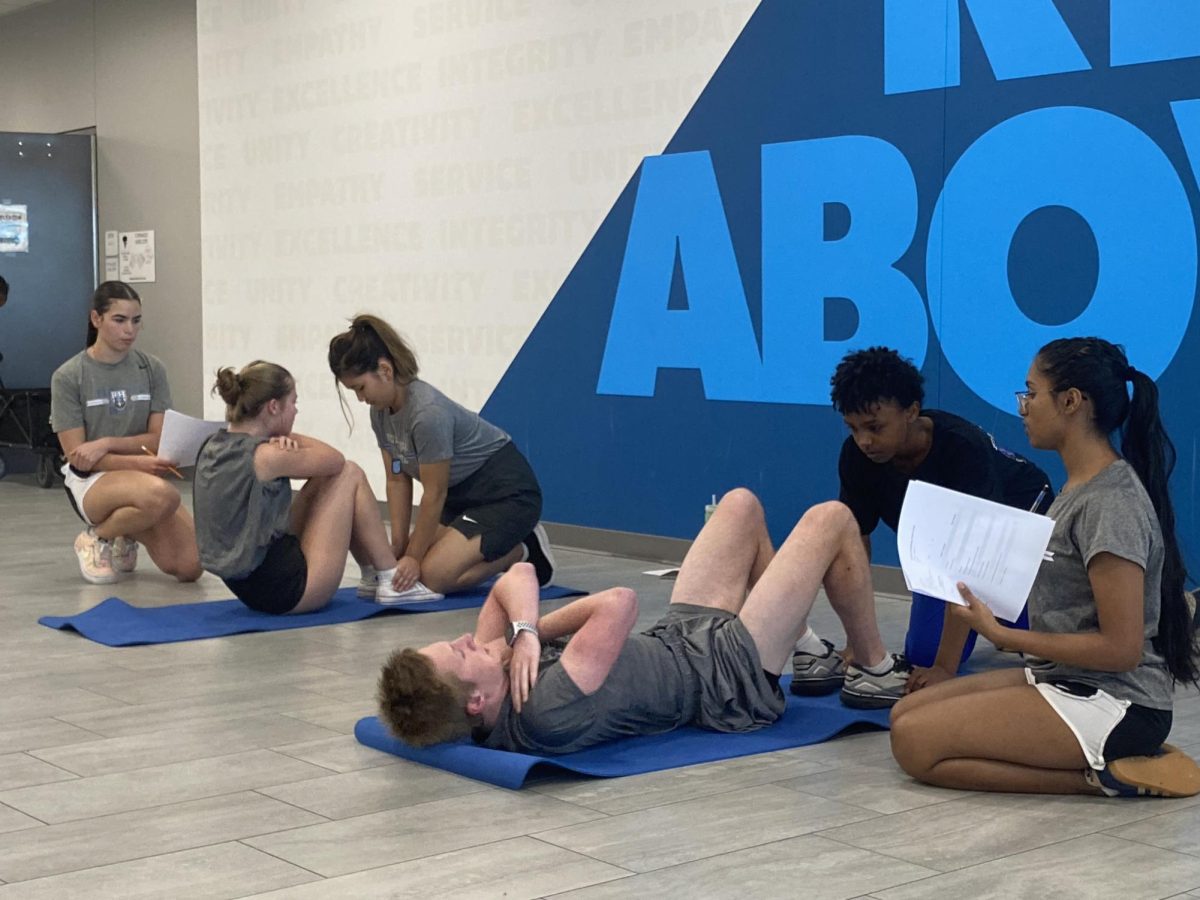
[505,620,539,646]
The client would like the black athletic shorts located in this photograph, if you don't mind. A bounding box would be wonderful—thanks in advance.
[223,533,308,615]
[1052,679,1173,761]
[1106,701,1173,760]
[441,441,542,562]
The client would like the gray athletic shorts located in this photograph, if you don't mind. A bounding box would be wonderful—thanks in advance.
[645,604,787,733]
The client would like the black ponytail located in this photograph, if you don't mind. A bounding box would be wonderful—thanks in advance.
[1037,337,1197,685]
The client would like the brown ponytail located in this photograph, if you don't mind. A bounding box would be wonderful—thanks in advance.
[212,360,294,424]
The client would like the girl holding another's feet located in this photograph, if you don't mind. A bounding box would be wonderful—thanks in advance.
[50,281,201,585]
[192,361,407,614]
[328,314,554,601]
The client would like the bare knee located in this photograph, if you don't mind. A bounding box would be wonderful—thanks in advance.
[890,692,916,727]
[144,481,181,521]
[159,539,203,582]
[717,487,764,525]
[170,560,204,583]
[800,500,855,535]
[341,459,365,482]
[889,709,935,781]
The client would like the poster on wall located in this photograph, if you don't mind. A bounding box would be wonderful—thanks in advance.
[118,230,156,283]
[0,204,29,253]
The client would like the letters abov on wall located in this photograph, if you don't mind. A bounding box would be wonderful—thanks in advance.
[485,1,1200,559]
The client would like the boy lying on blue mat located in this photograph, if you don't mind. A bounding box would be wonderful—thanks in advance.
[377,489,907,754]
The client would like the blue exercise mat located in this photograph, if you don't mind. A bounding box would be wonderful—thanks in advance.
[38,584,583,647]
[354,682,891,789]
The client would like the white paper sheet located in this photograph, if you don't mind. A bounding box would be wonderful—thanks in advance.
[157,409,224,466]
[642,567,680,579]
[896,480,1054,622]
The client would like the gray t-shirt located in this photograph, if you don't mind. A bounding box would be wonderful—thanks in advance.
[480,606,785,755]
[192,430,292,580]
[370,379,509,486]
[481,632,690,755]
[1026,459,1172,710]
[50,349,171,440]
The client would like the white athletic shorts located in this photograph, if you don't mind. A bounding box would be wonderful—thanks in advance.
[62,463,107,527]
[1026,667,1131,770]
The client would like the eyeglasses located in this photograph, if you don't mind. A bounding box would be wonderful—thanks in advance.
[1016,388,1059,410]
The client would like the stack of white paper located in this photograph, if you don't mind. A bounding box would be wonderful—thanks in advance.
[896,480,1054,622]
[157,409,225,466]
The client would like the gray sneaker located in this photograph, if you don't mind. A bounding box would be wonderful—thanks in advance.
[790,639,846,696]
[840,654,910,709]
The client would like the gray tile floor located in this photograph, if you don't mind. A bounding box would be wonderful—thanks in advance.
[3,472,1200,898]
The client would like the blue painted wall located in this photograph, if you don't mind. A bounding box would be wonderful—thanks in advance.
[484,1,1200,567]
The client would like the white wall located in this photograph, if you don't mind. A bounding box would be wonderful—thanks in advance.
[198,0,758,498]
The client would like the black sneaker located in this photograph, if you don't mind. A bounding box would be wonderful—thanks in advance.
[839,654,911,709]
[524,523,557,586]
[790,639,846,695]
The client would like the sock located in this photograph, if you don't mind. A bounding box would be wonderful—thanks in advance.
[794,627,826,655]
[360,564,376,580]
[375,567,396,584]
[861,654,895,675]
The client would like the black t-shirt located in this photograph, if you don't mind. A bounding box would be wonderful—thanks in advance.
[838,409,1050,535]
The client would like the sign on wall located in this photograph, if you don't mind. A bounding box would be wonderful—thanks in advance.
[484,1,1200,557]
[0,203,29,253]
[118,229,155,283]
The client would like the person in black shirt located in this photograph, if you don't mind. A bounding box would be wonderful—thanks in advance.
[791,347,1052,696]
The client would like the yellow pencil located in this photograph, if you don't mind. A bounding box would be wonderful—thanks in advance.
[141,445,184,479]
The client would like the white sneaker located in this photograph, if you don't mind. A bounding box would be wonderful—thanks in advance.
[356,564,377,598]
[74,530,119,585]
[111,536,138,573]
[375,579,445,605]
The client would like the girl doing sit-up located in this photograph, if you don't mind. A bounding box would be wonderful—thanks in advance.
[890,337,1200,797]
[192,361,408,614]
